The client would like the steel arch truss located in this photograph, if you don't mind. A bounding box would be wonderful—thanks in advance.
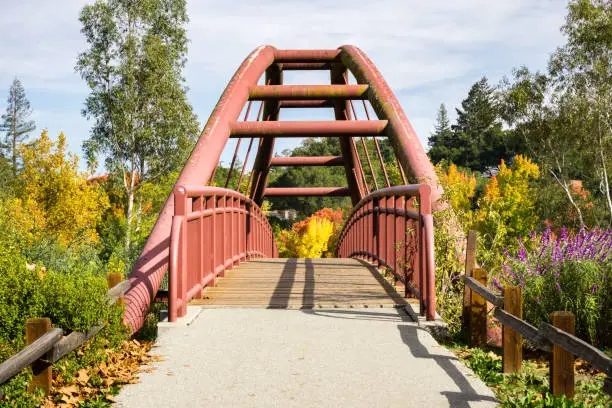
[124,46,441,332]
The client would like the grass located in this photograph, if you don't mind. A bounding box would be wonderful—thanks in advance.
[445,342,611,407]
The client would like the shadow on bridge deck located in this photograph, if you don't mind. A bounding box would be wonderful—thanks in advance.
[190,258,408,309]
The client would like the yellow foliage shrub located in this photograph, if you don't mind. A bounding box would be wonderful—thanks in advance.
[276,208,344,258]
[19,130,110,247]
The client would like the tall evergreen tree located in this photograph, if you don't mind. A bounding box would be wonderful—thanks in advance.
[0,78,35,176]
[427,103,456,164]
[76,0,199,252]
[452,77,507,172]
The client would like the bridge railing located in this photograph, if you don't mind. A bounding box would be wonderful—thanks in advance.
[337,184,435,320]
[169,185,277,321]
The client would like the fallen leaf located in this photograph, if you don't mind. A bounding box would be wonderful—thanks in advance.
[58,385,78,395]
[75,369,90,385]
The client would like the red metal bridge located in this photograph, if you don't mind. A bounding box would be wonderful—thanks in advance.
[124,46,442,333]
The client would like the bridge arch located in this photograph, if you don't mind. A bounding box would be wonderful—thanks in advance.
[124,45,441,332]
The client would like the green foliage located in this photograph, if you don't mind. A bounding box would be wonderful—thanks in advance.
[432,206,465,337]
[0,251,122,346]
[41,272,112,333]
[452,347,612,407]
[464,348,504,386]
[0,250,46,345]
[0,370,45,408]
[135,302,166,342]
[0,249,128,405]
[22,237,103,276]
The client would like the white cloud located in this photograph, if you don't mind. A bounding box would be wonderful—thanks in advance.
[0,0,568,166]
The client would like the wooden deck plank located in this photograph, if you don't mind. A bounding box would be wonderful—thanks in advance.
[189,258,405,308]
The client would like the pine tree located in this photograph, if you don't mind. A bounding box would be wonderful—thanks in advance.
[428,104,457,164]
[0,78,35,176]
[76,0,199,252]
[452,77,507,172]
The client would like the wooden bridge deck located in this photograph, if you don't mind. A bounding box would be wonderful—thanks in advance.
[190,258,407,308]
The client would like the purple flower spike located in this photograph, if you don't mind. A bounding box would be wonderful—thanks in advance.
[492,278,503,291]
[501,226,610,301]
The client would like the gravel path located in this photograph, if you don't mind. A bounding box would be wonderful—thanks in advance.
[115,307,498,408]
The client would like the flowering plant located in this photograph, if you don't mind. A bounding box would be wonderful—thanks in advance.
[497,227,611,346]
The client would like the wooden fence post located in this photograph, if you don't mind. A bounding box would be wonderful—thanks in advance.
[107,272,124,307]
[470,268,487,348]
[463,230,477,332]
[502,286,523,373]
[26,318,52,395]
[550,311,575,398]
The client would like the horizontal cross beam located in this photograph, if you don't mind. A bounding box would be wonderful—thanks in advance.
[274,49,340,63]
[270,156,344,166]
[264,187,351,197]
[280,62,331,70]
[229,120,387,138]
[279,100,334,108]
[249,85,368,101]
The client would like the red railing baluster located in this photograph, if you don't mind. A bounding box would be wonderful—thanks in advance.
[168,186,277,315]
[173,188,188,318]
[394,196,403,283]
[335,185,436,320]
[403,197,410,298]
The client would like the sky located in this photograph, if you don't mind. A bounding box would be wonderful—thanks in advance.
[0,0,568,172]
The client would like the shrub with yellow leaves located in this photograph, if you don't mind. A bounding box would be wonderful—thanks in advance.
[476,155,540,244]
[19,130,110,247]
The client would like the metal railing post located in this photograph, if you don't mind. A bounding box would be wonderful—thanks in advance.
[173,186,188,318]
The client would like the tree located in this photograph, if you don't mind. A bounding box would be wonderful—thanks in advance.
[19,130,109,247]
[0,78,35,176]
[452,77,508,172]
[501,67,588,226]
[549,0,612,225]
[428,104,457,164]
[501,0,611,227]
[76,0,199,252]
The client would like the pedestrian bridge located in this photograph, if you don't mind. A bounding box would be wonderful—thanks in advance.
[117,46,498,407]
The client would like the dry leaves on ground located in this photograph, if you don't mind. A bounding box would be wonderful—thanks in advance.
[42,339,161,407]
